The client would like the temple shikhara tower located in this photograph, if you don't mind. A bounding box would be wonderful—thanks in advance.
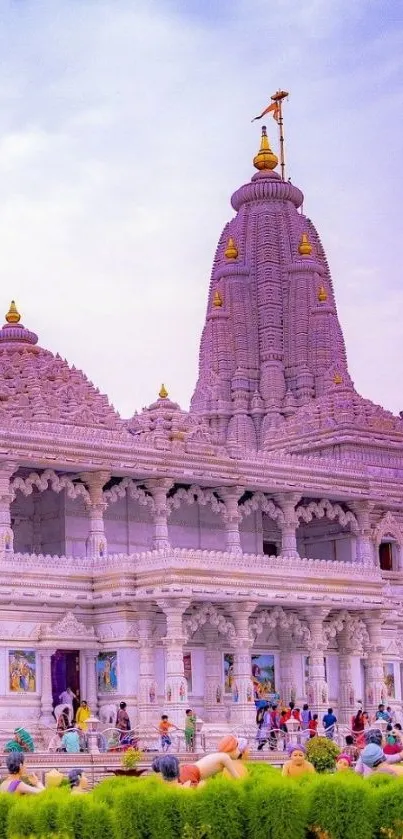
[0,126,402,747]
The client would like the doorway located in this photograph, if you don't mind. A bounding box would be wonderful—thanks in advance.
[51,650,80,713]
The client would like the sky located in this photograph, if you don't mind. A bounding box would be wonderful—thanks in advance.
[0,0,402,418]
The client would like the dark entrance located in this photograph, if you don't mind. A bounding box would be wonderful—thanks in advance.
[51,650,80,711]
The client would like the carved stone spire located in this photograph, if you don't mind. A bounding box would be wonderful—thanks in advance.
[190,129,350,449]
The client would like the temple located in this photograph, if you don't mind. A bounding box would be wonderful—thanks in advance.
[0,126,402,747]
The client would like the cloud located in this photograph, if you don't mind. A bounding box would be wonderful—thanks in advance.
[0,0,401,417]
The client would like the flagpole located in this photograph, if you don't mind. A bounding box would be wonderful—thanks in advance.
[271,90,288,180]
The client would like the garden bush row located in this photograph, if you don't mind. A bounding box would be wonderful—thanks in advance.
[2,766,403,839]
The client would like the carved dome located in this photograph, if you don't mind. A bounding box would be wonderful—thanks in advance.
[127,387,215,448]
[0,302,121,428]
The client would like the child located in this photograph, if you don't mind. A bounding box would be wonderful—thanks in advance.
[308,713,318,738]
[344,734,359,762]
[185,708,197,752]
[158,715,176,752]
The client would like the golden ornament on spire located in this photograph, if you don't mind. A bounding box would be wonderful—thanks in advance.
[159,383,168,399]
[225,237,238,260]
[5,300,21,324]
[318,285,328,302]
[333,372,343,385]
[298,233,312,256]
[253,125,278,171]
[213,290,223,308]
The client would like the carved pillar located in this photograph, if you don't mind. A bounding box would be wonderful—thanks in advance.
[157,598,191,726]
[305,609,329,713]
[84,650,98,715]
[350,501,375,565]
[278,628,296,705]
[273,493,301,558]
[228,602,257,728]
[338,633,355,724]
[40,649,55,724]
[204,627,226,723]
[32,491,42,554]
[218,486,244,556]
[145,479,173,551]
[0,461,17,555]
[81,472,110,560]
[137,611,156,729]
[364,612,385,713]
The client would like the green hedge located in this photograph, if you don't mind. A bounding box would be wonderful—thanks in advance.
[2,770,403,839]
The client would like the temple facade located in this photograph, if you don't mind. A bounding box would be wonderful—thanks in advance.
[0,127,402,744]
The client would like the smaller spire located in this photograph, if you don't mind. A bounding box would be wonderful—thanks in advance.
[159,383,168,399]
[253,126,278,171]
[213,290,223,308]
[5,300,21,324]
[318,285,328,302]
[298,233,312,256]
[225,237,238,260]
[333,372,343,385]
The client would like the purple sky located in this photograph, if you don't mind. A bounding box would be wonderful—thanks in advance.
[0,0,402,417]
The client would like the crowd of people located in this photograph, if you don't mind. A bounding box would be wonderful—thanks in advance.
[255,699,399,751]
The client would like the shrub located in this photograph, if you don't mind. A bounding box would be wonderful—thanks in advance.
[306,736,340,772]
[7,795,37,839]
[372,777,403,838]
[246,775,307,839]
[32,789,69,838]
[60,793,90,839]
[197,776,244,839]
[0,794,15,839]
[306,773,374,839]
[121,747,142,770]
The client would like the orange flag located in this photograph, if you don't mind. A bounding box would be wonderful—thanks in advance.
[252,101,279,122]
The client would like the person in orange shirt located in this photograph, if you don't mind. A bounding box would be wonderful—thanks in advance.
[158,715,177,752]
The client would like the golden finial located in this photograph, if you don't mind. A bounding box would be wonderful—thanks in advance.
[253,125,278,171]
[298,233,312,256]
[213,290,223,308]
[333,372,343,385]
[318,285,328,302]
[225,237,238,260]
[5,300,21,324]
[159,383,168,399]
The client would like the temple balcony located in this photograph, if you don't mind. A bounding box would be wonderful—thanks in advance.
[2,548,384,611]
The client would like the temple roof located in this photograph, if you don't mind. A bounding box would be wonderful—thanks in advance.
[0,302,121,429]
[127,384,216,451]
[190,126,402,454]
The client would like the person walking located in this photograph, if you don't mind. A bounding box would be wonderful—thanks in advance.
[323,707,337,739]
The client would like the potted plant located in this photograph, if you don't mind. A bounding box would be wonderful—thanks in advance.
[114,747,146,777]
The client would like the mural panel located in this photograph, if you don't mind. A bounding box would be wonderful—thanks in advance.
[97,651,118,692]
[9,650,36,692]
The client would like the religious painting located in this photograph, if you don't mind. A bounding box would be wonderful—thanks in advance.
[383,662,395,699]
[9,650,36,693]
[183,653,192,693]
[224,653,234,694]
[97,651,118,692]
[251,653,275,700]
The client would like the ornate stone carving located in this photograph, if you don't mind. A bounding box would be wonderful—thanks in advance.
[250,607,310,646]
[372,512,403,547]
[11,470,90,505]
[296,499,359,533]
[42,611,96,641]
[183,603,236,644]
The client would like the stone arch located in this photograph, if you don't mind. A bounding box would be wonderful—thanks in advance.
[11,470,90,505]
[324,610,369,653]
[167,486,224,518]
[296,498,358,533]
[183,602,236,643]
[103,478,153,510]
[372,512,403,547]
[250,606,310,646]
[238,492,284,524]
